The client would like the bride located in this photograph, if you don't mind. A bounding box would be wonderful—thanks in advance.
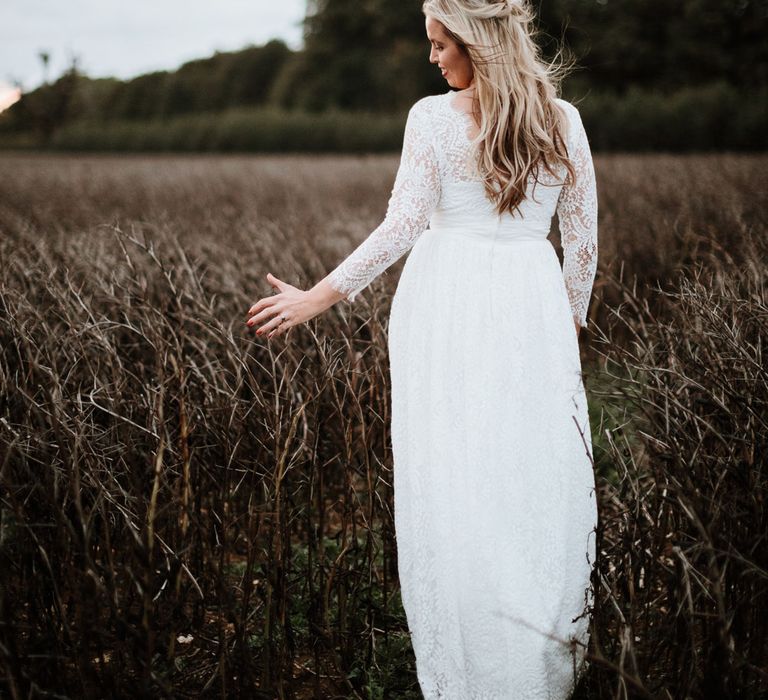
[247,1,599,697]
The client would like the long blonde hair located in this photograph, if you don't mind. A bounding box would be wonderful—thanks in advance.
[422,0,577,216]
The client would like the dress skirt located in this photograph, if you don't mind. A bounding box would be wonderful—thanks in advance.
[387,226,599,700]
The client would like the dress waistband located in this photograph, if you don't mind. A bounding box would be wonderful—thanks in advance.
[425,226,551,245]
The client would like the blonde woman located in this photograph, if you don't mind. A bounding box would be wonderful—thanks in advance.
[246,0,598,696]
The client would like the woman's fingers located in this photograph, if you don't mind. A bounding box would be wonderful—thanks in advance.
[267,272,292,291]
[259,313,292,339]
[246,304,292,337]
[248,296,277,317]
[268,320,290,338]
[248,272,284,315]
[247,302,280,326]
[260,316,286,336]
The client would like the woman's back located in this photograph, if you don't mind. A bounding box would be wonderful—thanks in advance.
[416,90,587,238]
[329,88,597,328]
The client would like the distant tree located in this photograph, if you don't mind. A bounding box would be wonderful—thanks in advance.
[222,40,292,108]
[536,0,768,94]
[38,50,50,85]
[20,58,81,141]
[97,41,293,120]
[108,71,170,120]
[67,77,123,122]
[288,0,383,110]
[271,0,435,112]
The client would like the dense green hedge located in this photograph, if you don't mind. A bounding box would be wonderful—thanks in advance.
[55,109,404,152]
[579,82,768,151]
[38,108,406,153]
[1,82,764,153]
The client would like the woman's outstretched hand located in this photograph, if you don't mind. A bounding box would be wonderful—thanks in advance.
[247,273,318,339]
[246,272,347,340]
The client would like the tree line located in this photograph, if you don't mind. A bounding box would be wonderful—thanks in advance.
[1,0,766,149]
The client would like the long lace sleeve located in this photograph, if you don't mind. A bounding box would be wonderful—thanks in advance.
[326,99,441,302]
[556,105,598,329]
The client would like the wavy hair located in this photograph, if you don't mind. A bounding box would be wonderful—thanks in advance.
[422,0,578,216]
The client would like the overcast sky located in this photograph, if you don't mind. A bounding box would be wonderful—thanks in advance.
[2,0,307,92]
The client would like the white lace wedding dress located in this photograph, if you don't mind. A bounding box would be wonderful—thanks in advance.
[326,89,599,700]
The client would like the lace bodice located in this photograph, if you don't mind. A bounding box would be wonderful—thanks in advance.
[326,90,598,328]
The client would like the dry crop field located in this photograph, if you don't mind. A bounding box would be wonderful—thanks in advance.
[0,152,766,699]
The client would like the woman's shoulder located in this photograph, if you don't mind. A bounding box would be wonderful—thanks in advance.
[553,97,582,119]
[401,94,447,135]
[410,93,446,113]
[552,98,585,146]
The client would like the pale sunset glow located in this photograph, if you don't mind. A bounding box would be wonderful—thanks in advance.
[0,82,22,113]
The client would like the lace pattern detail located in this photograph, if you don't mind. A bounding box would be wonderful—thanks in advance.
[325,91,598,329]
[326,98,441,301]
[556,105,598,328]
